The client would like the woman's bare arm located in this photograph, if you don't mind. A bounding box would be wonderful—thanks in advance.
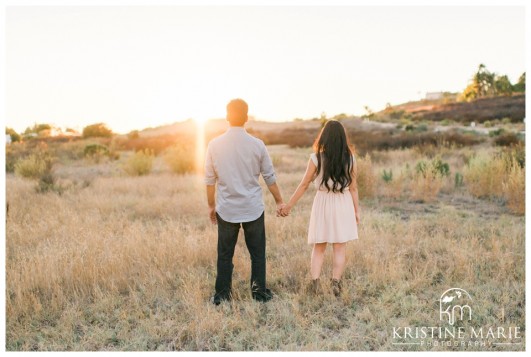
[349,158,360,224]
[281,158,317,215]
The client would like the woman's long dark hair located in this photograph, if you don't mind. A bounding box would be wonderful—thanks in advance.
[313,120,354,193]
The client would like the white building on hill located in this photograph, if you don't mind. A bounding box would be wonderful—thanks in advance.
[425,92,443,100]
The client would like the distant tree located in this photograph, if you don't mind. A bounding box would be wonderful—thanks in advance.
[513,72,525,93]
[23,123,51,135]
[320,112,328,128]
[6,127,21,142]
[332,113,348,120]
[82,123,113,138]
[128,130,140,139]
[494,75,513,95]
[460,64,517,101]
[460,82,478,101]
[362,106,375,120]
[65,128,79,134]
[473,64,495,97]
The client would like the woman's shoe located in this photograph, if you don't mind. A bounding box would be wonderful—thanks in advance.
[306,278,322,295]
[331,279,342,297]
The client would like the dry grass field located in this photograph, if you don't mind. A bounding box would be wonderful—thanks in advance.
[5,143,525,351]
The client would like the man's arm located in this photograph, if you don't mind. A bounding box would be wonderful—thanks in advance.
[204,143,218,224]
[267,182,283,205]
[260,143,284,213]
[206,184,217,224]
[281,158,317,216]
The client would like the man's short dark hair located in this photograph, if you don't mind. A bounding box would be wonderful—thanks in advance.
[226,99,248,126]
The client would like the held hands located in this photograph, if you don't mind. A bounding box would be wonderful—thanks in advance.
[276,203,292,217]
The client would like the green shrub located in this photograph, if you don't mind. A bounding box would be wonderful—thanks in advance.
[35,172,64,194]
[82,123,113,138]
[164,145,195,174]
[14,153,53,180]
[501,117,512,125]
[382,169,393,183]
[494,133,520,147]
[84,144,110,163]
[432,158,450,177]
[399,118,413,127]
[483,120,492,128]
[415,157,450,178]
[489,128,506,137]
[84,143,109,156]
[124,149,154,176]
[415,124,428,132]
[389,109,405,120]
[6,128,21,142]
[454,172,464,188]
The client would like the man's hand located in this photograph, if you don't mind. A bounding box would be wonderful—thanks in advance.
[278,203,291,217]
[276,203,287,217]
[209,206,217,225]
[206,185,216,224]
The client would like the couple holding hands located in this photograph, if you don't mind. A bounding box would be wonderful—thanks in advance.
[205,99,360,305]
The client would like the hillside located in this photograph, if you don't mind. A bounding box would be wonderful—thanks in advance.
[381,94,525,123]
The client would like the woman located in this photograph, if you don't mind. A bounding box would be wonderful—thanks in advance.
[280,120,360,296]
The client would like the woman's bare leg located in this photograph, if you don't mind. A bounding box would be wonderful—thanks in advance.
[332,243,347,280]
[310,243,327,279]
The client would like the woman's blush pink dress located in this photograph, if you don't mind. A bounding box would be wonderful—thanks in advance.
[307,152,359,245]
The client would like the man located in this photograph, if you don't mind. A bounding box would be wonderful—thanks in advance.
[204,98,285,305]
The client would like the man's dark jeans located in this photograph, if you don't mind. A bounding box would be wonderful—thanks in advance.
[215,211,267,299]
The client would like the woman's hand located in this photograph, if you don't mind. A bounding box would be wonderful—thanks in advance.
[355,211,360,225]
[280,204,292,217]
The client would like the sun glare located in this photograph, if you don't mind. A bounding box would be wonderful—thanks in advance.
[194,117,206,175]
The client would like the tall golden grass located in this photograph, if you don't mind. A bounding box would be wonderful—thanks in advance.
[502,157,525,215]
[164,144,195,174]
[123,149,155,176]
[355,154,377,200]
[464,149,525,215]
[408,168,443,203]
[464,153,506,199]
[6,145,525,351]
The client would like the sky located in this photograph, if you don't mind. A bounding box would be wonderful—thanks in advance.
[6,5,526,134]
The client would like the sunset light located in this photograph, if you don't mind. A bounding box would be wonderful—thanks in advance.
[6,6,524,134]
[194,117,206,174]
[4,3,526,352]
